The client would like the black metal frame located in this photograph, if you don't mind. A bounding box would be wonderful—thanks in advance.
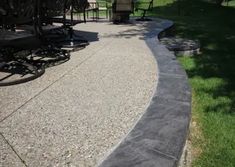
[37,0,89,50]
[135,0,154,21]
[86,1,99,21]
[61,0,89,49]
[85,0,111,21]
[73,0,89,23]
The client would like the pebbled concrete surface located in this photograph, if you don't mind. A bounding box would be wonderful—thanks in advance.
[0,20,160,166]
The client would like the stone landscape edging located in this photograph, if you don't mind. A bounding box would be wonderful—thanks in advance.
[98,19,192,167]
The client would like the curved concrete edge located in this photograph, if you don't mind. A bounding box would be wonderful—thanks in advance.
[98,18,192,167]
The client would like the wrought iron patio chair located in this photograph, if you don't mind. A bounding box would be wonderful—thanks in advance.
[37,0,68,38]
[85,0,111,21]
[66,0,90,48]
[98,0,110,19]
[85,0,99,21]
[135,0,154,21]
[38,0,88,50]
[73,0,90,23]
[16,0,71,68]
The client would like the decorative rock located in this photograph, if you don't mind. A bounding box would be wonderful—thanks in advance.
[160,37,200,56]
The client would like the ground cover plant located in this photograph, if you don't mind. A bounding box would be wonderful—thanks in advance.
[141,0,235,166]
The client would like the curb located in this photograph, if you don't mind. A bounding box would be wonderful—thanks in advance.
[99,19,192,167]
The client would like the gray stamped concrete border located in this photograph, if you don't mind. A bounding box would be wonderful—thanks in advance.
[99,18,192,167]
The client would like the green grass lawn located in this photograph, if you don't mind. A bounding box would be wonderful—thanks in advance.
[136,0,235,166]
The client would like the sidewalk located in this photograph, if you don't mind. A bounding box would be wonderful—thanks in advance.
[0,19,171,167]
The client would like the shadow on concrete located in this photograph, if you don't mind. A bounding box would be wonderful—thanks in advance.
[100,19,170,40]
[74,30,99,43]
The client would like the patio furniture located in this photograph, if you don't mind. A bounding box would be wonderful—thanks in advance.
[112,0,134,23]
[64,0,89,49]
[38,0,88,50]
[25,0,71,66]
[86,0,111,21]
[0,0,45,86]
[86,0,99,21]
[98,0,111,19]
[135,0,153,21]
[73,0,90,23]
[37,0,68,38]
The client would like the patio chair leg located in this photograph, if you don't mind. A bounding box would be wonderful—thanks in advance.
[93,10,94,20]
[56,27,89,50]
[83,10,86,23]
[136,10,152,21]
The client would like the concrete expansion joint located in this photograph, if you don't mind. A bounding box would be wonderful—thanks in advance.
[0,133,28,167]
[0,76,62,123]
[0,40,113,124]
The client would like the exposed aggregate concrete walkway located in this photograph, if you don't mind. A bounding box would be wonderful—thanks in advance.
[0,19,168,166]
